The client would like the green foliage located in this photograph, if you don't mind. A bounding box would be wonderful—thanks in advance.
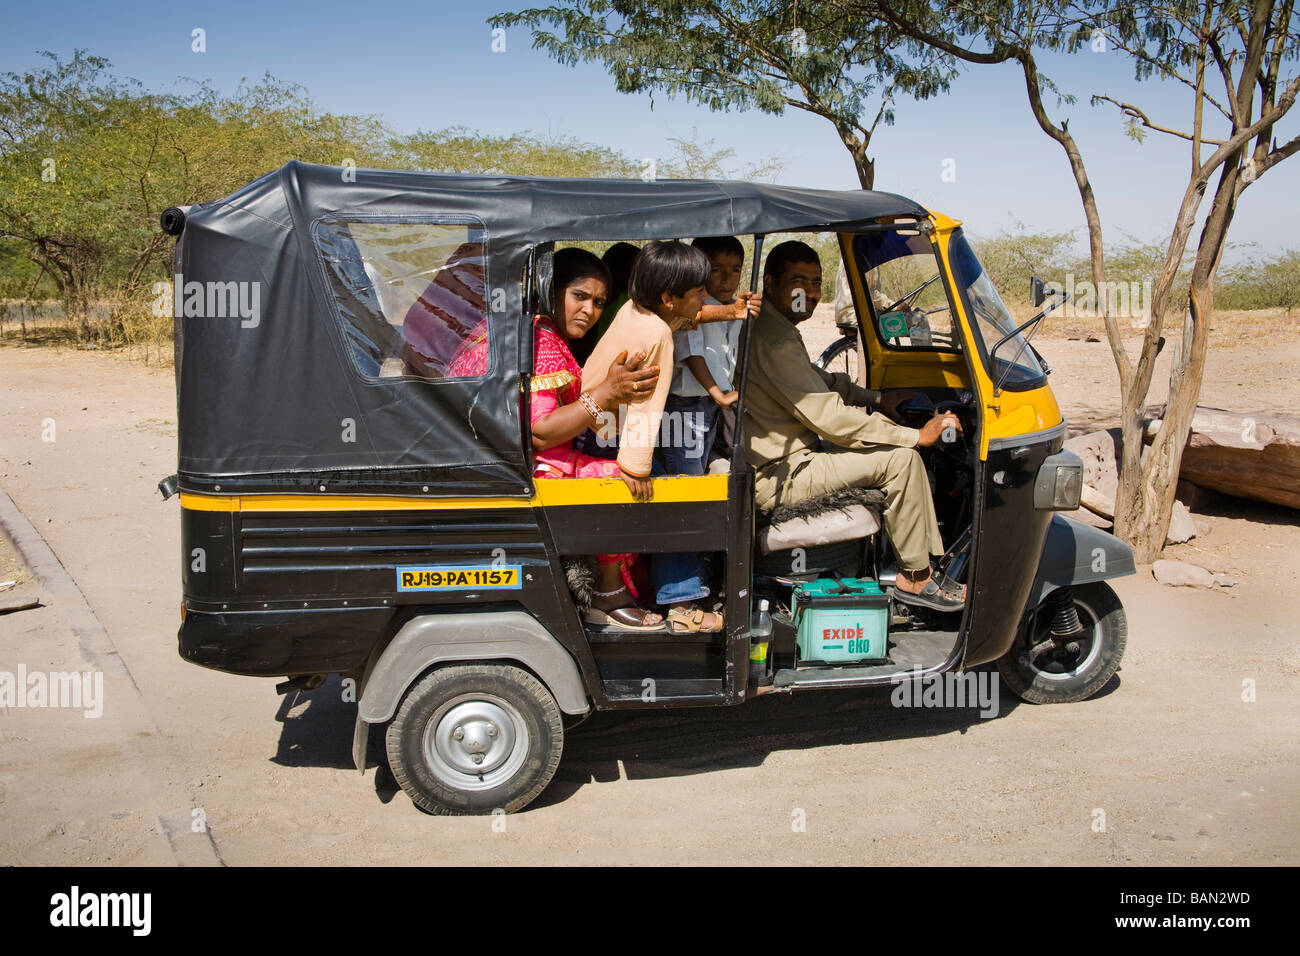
[966,227,1077,301]
[392,126,640,177]
[0,238,56,299]
[0,51,660,343]
[491,1,958,185]
[662,128,785,181]
[0,51,391,329]
[1217,249,1300,312]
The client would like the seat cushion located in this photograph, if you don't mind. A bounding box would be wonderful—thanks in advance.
[757,486,884,555]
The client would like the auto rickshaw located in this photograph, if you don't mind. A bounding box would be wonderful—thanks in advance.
[161,161,1134,815]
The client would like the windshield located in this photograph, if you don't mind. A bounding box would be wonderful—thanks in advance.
[946,231,1046,390]
[853,230,960,351]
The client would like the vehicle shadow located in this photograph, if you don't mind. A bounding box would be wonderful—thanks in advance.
[532,663,1025,809]
[264,667,1125,811]
[269,674,361,770]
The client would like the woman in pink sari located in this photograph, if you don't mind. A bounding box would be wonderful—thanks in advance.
[450,248,662,629]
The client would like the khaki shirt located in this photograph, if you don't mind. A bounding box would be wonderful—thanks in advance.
[743,300,919,472]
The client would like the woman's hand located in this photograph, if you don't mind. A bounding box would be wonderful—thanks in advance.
[621,470,654,502]
[594,350,659,409]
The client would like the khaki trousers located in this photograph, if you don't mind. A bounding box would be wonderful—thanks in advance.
[754,444,943,572]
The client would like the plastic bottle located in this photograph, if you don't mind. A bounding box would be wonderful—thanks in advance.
[749,599,772,684]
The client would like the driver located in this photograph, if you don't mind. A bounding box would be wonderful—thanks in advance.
[743,241,965,611]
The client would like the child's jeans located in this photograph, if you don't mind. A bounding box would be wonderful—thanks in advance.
[651,393,720,605]
[658,394,720,477]
[574,401,716,606]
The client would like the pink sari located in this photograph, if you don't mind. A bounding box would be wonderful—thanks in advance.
[530,315,622,478]
[452,315,636,594]
[529,315,637,593]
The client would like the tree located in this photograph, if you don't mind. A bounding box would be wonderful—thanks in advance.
[0,51,129,328]
[391,126,640,177]
[490,0,955,188]
[663,126,787,180]
[860,0,1300,560]
[0,52,391,335]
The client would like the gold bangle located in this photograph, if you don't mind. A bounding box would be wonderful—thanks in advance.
[577,391,601,422]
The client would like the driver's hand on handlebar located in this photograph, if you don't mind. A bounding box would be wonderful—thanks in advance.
[915,411,963,448]
[878,388,922,422]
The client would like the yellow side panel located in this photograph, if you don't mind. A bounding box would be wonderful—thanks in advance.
[178,474,728,513]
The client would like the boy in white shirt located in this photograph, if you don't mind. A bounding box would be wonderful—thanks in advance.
[661,236,752,475]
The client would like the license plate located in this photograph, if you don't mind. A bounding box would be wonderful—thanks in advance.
[396,565,522,591]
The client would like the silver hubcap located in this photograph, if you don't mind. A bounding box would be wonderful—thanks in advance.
[422,694,529,791]
[1024,597,1103,682]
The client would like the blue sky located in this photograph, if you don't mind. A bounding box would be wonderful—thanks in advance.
[4,0,1297,260]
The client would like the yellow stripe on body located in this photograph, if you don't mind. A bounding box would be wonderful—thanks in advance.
[178,474,728,513]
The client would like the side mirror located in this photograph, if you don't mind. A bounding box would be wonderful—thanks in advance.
[1030,275,1048,308]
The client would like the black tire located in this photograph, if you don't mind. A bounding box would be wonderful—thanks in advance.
[997,582,1127,704]
[816,334,857,377]
[385,663,564,815]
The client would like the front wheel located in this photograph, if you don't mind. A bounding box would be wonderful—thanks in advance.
[385,663,564,814]
[997,582,1127,704]
[815,333,857,377]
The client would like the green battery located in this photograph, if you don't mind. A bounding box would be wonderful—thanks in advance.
[793,578,889,663]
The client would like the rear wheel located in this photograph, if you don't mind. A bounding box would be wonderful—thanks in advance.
[997,582,1126,704]
[385,663,564,814]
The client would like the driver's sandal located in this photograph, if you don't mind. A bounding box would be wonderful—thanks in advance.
[889,576,966,613]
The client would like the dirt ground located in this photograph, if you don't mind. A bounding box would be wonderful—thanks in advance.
[1,328,1297,866]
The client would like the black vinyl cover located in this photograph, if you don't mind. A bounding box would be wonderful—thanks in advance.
[173,161,927,495]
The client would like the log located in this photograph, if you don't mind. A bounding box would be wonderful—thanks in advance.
[1174,407,1300,510]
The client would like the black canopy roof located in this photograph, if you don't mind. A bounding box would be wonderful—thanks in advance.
[173,161,929,495]
[277,160,928,241]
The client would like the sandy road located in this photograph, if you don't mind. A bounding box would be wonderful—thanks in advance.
[1,345,1297,865]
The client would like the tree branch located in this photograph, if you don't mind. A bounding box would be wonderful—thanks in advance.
[867,3,1016,66]
[1092,94,1225,144]
[1207,33,1247,128]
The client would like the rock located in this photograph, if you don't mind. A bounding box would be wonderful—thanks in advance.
[1063,506,1112,529]
[1211,573,1237,588]
[1175,478,1219,512]
[1153,559,1217,588]
[1176,407,1300,510]
[1065,428,1121,519]
[1164,500,1198,545]
[1193,518,1211,536]
[1080,483,1116,519]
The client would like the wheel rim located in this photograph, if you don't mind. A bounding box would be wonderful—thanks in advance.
[820,338,856,377]
[1022,596,1103,682]
[421,693,530,792]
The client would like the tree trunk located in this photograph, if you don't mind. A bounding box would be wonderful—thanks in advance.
[855,155,875,190]
[1121,281,1213,560]
[1116,160,1241,560]
[66,274,94,342]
